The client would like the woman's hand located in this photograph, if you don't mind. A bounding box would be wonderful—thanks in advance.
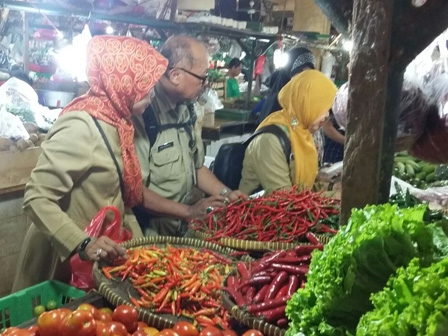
[187,195,227,220]
[84,236,127,262]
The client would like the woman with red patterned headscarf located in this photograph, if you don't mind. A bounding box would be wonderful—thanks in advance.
[12,36,168,291]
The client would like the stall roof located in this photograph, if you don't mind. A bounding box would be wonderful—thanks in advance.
[1,0,276,40]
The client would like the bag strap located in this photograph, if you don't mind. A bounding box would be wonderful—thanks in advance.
[144,103,197,150]
[91,117,126,198]
[244,125,292,164]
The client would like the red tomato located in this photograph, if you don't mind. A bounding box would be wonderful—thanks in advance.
[241,330,263,336]
[97,312,113,323]
[60,310,97,336]
[112,306,138,333]
[26,326,39,336]
[222,330,237,336]
[132,331,148,336]
[96,321,111,336]
[78,304,101,320]
[105,322,128,336]
[99,308,113,316]
[198,327,223,336]
[38,310,67,336]
[136,322,149,331]
[157,330,179,336]
[2,329,34,336]
[1,328,34,336]
[173,322,198,336]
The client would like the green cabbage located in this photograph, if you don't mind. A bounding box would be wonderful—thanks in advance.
[356,258,448,336]
[285,204,448,336]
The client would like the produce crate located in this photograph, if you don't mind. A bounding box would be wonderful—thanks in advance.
[215,108,251,121]
[0,280,85,329]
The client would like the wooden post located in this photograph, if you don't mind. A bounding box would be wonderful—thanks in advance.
[340,0,400,223]
[245,41,256,109]
[23,11,29,73]
[170,0,178,22]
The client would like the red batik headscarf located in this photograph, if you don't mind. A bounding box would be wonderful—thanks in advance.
[61,35,168,207]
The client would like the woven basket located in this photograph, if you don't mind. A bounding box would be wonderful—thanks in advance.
[92,236,245,329]
[194,231,333,252]
[221,271,286,336]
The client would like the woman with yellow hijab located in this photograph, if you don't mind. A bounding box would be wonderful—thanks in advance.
[239,70,337,194]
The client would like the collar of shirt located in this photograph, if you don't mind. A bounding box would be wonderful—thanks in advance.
[151,82,190,124]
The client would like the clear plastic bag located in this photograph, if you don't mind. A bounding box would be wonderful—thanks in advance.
[69,206,131,290]
[199,88,223,113]
[332,81,429,151]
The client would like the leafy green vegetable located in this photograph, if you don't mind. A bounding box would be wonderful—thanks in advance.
[285,204,448,336]
[356,258,448,335]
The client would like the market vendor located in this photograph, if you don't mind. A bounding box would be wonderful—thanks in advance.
[133,35,247,236]
[226,58,243,99]
[12,35,169,291]
[239,70,337,195]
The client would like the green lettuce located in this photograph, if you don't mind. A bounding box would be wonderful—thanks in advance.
[285,204,448,336]
[356,258,448,336]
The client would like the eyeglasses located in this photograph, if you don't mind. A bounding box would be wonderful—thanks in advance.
[169,67,208,85]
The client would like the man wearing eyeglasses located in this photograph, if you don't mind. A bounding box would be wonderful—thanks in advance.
[133,35,246,236]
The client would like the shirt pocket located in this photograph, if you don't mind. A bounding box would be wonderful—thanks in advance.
[151,146,181,185]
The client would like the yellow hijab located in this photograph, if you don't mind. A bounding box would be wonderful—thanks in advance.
[258,70,337,187]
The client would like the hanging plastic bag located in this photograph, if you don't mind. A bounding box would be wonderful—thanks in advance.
[69,206,131,290]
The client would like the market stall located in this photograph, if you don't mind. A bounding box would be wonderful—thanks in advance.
[0,0,447,336]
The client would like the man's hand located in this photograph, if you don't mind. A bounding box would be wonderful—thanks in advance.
[84,236,127,262]
[187,195,227,220]
[226,190,248,202]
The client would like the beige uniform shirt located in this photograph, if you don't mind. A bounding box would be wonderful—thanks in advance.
[239,128,295,195]
[13,111,143,291]
[133,83,205,236]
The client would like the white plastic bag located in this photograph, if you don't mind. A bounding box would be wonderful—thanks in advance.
[0,107,30,140]
[0,77,38,124]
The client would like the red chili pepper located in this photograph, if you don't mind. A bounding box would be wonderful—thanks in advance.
[245,286,256,303]
[270,263,309,275]
[265,271,289,301]
[238,275,272,289]
[130,297,141,309]
[247,296,291,314]
[295,244,323,256]
[306,232,321,245]
[222,287,246,307]
[286,275,300,297]
[277,318,288,328]
[253,284,269,303]
[274,284,289,299]
[259,305,287,323]
[236,262,250,279]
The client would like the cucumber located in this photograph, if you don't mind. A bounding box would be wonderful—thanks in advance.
[425,172,436,183]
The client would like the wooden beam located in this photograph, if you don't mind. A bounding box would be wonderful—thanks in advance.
[312,0,351,36]
[340,0,396,223]
[391,0,448,67]
[170,0,178,22]
[23,11,29,73]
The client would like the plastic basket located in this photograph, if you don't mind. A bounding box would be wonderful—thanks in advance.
[0,280,85,329]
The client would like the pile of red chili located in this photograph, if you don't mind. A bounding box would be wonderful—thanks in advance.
[190,187,340,243]
[223,244,322,328]
[102,245,232,328]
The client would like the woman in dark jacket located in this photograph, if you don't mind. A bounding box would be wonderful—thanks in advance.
[256,47,315,126]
